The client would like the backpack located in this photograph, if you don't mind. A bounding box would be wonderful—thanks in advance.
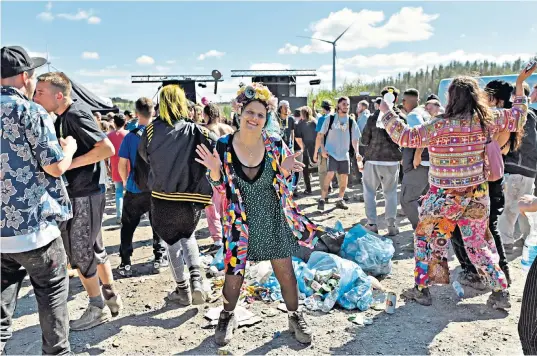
[324,115,354,154]
[131,128,150,192]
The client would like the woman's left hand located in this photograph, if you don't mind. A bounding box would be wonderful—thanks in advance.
[282,151,305,173]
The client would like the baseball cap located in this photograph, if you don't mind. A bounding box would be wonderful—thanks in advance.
[426,94,440,102]
[1,46,47,79]
[321,99,333,109]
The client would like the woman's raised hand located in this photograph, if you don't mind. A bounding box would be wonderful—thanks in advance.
[195,144,222,173]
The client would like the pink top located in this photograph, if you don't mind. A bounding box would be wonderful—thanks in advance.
[107,129,128,182]
[382,96,528,189]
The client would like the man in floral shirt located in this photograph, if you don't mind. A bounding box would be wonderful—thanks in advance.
[1,46,77,355]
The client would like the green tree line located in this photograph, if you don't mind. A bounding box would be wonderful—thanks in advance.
[308,57,532,104]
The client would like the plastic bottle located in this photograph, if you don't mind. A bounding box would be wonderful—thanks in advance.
[320,290,338,313]
[304,295,322,311]
[522,212,537,273]
[452,281,464,298]
[376,91,396,128]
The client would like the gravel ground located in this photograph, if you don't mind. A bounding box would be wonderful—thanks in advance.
[5,176,526,355]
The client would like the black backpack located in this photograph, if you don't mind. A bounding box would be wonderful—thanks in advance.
[131,128,150,192]
[324,115,354,154]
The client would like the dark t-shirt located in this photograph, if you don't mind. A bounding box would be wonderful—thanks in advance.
[54,100,107,197]
[280,115,295,147]
[295,120,317,158]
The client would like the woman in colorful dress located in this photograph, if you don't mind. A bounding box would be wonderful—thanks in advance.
[196,83,316,346]
[450,79,524,289]
[378,64,535,308]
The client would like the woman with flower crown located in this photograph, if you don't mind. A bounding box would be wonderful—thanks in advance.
[196,83,315,346]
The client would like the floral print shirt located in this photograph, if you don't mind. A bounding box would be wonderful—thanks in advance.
[1,86,72,245]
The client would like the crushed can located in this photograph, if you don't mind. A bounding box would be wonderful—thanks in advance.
[385,291,396,314]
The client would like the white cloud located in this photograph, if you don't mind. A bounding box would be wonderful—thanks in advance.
[249,63,291,70]
[309,50,535,92]
[278,43,299,55]
[197,50,225,61]
[82,79,153,101]
[37,12,54,21]
[87,16,101,24]
[165,60,177,64]
[56,9,100,24]
[335,50,534,73]
[81,52,99,60]
[136,55,155,65]
[76,68,131,77]
[197,77,243,103]
[28,51,48,58]
[279,7,439,54]
[37,2,54,21]
[57,10,91,21]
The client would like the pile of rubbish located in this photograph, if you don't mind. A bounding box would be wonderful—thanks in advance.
[340,224,395,276]
[200,221,395,313]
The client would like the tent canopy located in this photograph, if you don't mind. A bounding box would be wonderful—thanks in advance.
[70,79,119,114]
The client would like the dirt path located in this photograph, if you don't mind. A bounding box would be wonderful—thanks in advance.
[5,176,526,355]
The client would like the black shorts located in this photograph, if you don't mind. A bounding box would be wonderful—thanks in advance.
[150,198,202,246]
[327,155,350,175]
[59,193,107,278]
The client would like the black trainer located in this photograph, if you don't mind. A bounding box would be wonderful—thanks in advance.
[118,263,132,278]
[317,199,325,211]
[215,310,238,346]
[335,199,349,210]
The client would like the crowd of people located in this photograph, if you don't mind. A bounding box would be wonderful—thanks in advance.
[2,44,537,354]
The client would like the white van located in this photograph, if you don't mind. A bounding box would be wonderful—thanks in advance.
[437,74,537,109]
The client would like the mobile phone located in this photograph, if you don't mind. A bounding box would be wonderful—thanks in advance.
[524,58,537,73]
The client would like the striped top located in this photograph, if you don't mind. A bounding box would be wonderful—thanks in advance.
[381,96,528,189]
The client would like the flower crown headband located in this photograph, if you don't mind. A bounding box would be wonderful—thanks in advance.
[232,82,278,114]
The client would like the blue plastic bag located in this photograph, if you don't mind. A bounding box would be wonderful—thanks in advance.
[211,246,225,271]
[296,252,372,310]
[340,224,395,276]
[339,283,373,311]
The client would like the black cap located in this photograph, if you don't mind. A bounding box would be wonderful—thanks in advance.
[426,94,440,102]
[124,110,133,117]
[1,46,47,79]
[321,99,333,109]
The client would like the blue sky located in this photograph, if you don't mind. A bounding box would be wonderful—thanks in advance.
[2,1,536,101]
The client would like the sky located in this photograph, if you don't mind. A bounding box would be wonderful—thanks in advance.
[2,1,536,102]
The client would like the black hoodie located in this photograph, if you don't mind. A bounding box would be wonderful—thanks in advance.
[361,107,407,162]
[504,108,537,178]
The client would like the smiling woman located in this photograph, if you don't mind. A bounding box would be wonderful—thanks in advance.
[195,83,316,347]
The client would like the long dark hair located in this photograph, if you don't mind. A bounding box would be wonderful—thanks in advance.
[485,80,523,151]
[203,103,220,125]
[444,76,493,132]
